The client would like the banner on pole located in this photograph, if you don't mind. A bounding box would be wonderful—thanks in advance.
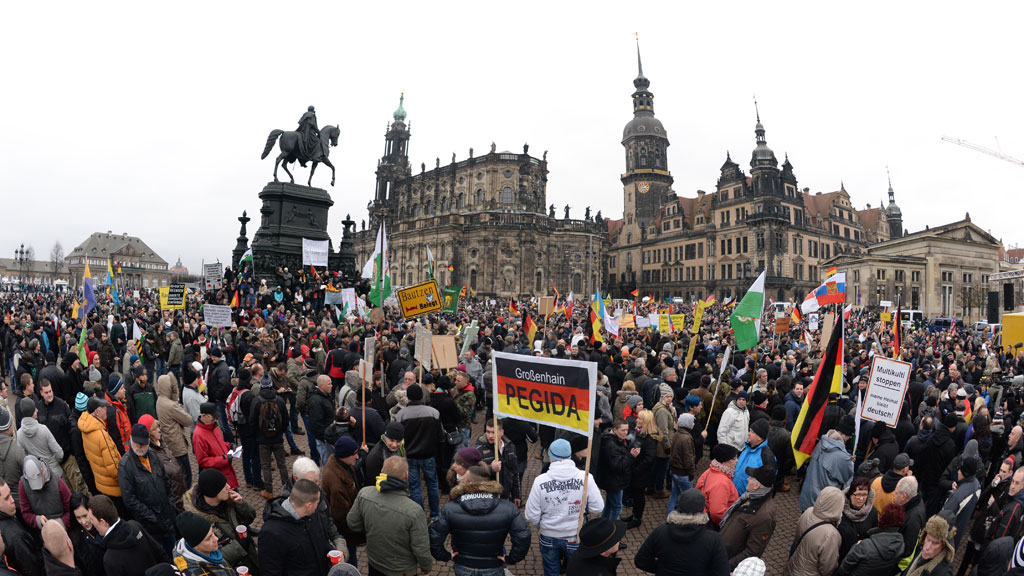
[396,280,443,319]
[301,239,329,267]
[324,290,344,306]
[442,286,461,313]
[775,317,791,334]
[203,304,233,328]
[159,284,187,310]
[491,351,596,435]
[860,356,912,427]
[364,337,376,369]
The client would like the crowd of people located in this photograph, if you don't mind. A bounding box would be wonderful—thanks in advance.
[1,266,1024,576]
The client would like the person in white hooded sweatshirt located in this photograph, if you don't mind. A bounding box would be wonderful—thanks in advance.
[525,438,604,576]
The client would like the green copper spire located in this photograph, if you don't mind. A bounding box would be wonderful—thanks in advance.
[393,92,406,123]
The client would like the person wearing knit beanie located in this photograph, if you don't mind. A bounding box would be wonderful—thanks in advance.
[174,511,225,566]
[196,469,228,499]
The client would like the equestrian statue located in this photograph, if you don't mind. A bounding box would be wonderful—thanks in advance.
[261,106,340,187]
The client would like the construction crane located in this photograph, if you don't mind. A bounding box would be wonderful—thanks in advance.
[942,136,1024,167]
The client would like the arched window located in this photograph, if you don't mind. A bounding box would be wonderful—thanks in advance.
[500,187,514,204]
[456,193,465,209]
[535,271,543,292]
[470,269,478,291]
[475,189,484,205]
[572,273,582,293]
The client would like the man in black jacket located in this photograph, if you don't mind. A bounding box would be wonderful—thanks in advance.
[249,378,290,498]
[36,379,73,465]
[207,348,234,444]
[429,468,531,571]
[117,424,176,554]
[258,479,333,576]
[918,413,958,516]
[89,494,168,576]
[0,480,40,576]
[307,376,336,465]
[475,418,521,505]
[394,384,442,519]
[893,476,927,559]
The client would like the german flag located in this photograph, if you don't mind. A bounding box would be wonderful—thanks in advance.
[630,288,639,297]
[459,284,467,298]
[589,306,603,344]
[230,290,239,308]
[447,264,454,272]
[524,314,538,344]
[552,284,560,300]
[791,312,844,468]
[791,306,802,324]
[509,298,519,315]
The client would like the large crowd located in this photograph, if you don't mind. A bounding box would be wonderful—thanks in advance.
[1,265,1024,576]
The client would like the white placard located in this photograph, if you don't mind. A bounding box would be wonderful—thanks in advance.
[808,314,819,331]
[460,320,479,356]
[637,316,651,328]
[203,304,234,328]
[879,300,893,308]
[860,356,912,427]
[341,288,357,311]
[414,325,432,372]
[302,238,330,267]
[364,336,376,368]
[203,263,223,290]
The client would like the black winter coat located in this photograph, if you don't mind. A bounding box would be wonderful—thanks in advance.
[900,494,927,558]
[868,428,899,474]
[258,496,333,576]
[102,519,169,576]
[0,512,41,576]
[117,448,176,539]
[36,396,74,459]
[429,480,530,568]
[915,426,956,489]
[629,432,659,490]
[635,513,730,576]
[307,387,335,442]
[836,527,904,576]
[599,432,633,491]
[767,419,794,477]
[207,361,232,402]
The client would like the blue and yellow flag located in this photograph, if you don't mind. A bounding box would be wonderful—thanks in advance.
[106,259,120,306]
[82,261,97,318]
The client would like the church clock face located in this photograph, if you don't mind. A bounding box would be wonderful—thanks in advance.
[638,182,650,194]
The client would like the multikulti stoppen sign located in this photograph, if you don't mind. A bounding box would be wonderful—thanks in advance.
[491,351,596,435]
[396,280,443,319]
[860,356,912,427]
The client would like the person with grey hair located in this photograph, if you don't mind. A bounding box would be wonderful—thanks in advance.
[650,383,675,497]
[893,475,926,559]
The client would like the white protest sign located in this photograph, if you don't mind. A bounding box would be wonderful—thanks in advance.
[460,320,479,356]
[203,263,223,290]
[302,238,330,267]
[203,304,234,328]
[341,288,357,311]
[364,336,376,368]
[414,325,432,372]
[860,356,912,427]
[636,315,651,328]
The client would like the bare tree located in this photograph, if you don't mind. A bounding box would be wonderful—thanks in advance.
[49,241,64,280]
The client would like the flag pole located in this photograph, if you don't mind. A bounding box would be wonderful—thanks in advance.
[576,434,593,539]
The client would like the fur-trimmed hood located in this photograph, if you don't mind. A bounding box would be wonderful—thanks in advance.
[663,510,712,543]
[667,510,709,527]
[451,480,504,516]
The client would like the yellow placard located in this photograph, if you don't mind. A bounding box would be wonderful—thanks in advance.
[880,312,892,322]
[396,280,443,319]
[158,284,187,310]
[671,314,686,328]
[621,313,636,329]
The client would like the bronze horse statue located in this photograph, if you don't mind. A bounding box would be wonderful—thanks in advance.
[261,125,340,187]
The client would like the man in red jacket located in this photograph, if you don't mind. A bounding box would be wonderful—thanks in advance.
[192,402,238,489]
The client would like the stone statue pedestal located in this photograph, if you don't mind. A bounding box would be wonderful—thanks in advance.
[251,182,335,280]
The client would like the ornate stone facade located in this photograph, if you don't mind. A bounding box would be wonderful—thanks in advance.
[354,97,607,297]
[606,49,893,303]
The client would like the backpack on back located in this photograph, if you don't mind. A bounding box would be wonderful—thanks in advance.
[258,399,282,437]
[227,389,249,426]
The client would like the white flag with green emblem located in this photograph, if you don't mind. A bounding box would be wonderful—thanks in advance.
[362,221,392,307]
[426,244,435,279]
[729,270,765,351]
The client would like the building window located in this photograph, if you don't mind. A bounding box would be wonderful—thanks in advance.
[470,269,478,291]
[876,269,886,280]
[685,244,696,260]
[963,273,973,284]
[727,239,733,255]
[535,271,543,292]
[573,274,582,292]
[456,194,465,209]
[942,271,954,282]
[500,187,513,204]
[756,232,765,250]
[698,242,704,259]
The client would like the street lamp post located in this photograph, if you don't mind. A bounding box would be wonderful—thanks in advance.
[13,244,28,289]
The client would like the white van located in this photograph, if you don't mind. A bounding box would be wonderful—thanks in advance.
[900,310,924,328]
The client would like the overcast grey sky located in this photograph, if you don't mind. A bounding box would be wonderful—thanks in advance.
[3,1,1023,274]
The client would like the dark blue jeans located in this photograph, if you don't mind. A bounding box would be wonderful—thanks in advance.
[215,401,235,444]
[650,456,669,492]
[302,412,320,466]
[176,455,192,490]
[407,457,440,517]
[539,534,578,576]
[241,436,262,488]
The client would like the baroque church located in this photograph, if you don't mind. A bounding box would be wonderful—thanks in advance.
[605,46,905,303]
[353,96,608,298]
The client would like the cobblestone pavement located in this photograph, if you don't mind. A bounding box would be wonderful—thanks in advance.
[220,417,971,576]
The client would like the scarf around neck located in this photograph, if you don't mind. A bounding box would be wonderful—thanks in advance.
[710,459,735,477]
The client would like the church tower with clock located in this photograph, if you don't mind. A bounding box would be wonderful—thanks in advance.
[621,43,674,231]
